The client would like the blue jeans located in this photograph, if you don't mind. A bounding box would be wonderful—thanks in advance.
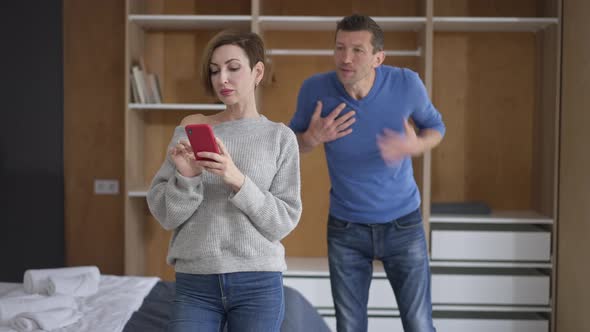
[327,209,436,332]
[168,271,284,332]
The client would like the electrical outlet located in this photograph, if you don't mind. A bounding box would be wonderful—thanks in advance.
[94,179,119,195]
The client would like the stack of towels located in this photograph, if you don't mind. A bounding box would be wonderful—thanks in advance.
[0,266,100,331]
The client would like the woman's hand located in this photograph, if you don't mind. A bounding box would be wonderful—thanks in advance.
[170,139,203,178]
[196,137,245,192]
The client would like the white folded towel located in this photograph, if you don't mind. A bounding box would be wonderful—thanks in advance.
[23,266,100,295]
[0,295,77,321]
[47,273,99,297]
[10,308,82,332]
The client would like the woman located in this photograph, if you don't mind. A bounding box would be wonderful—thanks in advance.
[147,30,302,332]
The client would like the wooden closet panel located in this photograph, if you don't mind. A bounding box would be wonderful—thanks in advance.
[261,0,420,16]
[261,52,333,256]
[263,31,418,49]
[140,112,184,279]
[145,214,176,280]
[432,32,536,210]
[141,0,250,15]
[431,33,468,205]
[143,111,188,185]
[282,146,332,257]
[189,0,251,15]
[542,0,559,17]
[532,26,558,218]
[64,0,125,274]
[557,1,590,330]
[161,31,220,104]
[434,0,545,17]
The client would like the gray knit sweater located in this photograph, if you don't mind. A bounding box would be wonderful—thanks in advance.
[147,116,302,274]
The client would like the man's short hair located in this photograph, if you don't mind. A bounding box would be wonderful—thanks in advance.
[336,14,384,53]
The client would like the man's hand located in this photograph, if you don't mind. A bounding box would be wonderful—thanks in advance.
[299,101,356,152]
[377,119,424,165]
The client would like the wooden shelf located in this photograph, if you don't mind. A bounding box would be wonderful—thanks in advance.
[284,258,553,278]
[128,15,558,32]
[321,305,552,314]
[430,261,552,269]
[129,103,225,111]
[319,308,401,316]
[128,189,149,198]
[128,15,252,30]
[258,16,426,31]
[433,17,558,32]
[266,48,421,57]
[123,8,561,328]
[430,210,553,225]
[432,305,551,313]
[284,257,390,278]
[284,257,515,277]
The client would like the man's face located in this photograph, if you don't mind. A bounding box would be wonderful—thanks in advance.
[334,30,382,87]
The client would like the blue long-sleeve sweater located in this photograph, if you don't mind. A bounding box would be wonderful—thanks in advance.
[290,66,445,223]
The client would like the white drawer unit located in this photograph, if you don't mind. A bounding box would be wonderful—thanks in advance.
[368,279,397,308]
[435,318,548,332]
[283,277,333,307]
[324,314,548,332]
[431,227,551,261]
[284,254,552,332]
[283,277,398,309]
[324,316,404,332]
[432,269,550,305]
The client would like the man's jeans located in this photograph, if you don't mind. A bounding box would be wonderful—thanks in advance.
[167,271,284,332]
[327,208,436,332]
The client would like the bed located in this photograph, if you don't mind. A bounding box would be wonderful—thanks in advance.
[0,275,330,332]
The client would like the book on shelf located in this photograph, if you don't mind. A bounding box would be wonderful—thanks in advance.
[131,65,147,103]
[130,75,140,103]
[129,60,163,104]
[147,73,162,104]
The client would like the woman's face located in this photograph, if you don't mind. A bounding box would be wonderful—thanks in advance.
[209,44,262,105]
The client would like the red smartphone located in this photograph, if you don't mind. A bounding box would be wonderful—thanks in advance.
[184,124,220,161]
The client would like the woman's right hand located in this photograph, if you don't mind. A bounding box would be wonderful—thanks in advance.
[170,139,203,177]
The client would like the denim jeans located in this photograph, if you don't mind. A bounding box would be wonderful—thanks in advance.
[167,271,284,332]
[327,209,436,332]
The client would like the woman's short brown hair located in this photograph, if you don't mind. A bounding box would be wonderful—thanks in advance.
[201,30,266,96]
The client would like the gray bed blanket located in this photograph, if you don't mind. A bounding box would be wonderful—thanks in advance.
[123,281,330,332]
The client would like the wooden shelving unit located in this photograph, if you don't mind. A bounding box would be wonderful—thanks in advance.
[124,0,561,330]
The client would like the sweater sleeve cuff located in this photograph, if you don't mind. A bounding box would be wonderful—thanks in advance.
[174,171,202,191]
[229,176,265,215]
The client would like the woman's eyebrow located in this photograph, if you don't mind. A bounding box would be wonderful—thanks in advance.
[210,58,240,66]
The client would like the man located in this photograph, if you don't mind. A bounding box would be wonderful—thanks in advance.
[289,14,445,332]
